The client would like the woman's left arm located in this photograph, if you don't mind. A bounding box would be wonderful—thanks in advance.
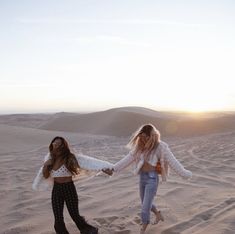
[163,145,192,179]
[76,154,114,171]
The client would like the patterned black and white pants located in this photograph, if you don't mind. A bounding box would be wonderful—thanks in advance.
[52,181,96,234]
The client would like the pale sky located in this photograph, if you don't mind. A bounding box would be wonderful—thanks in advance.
[1,0,235,113]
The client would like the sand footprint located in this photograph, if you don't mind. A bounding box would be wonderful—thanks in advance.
[161,197,235,234]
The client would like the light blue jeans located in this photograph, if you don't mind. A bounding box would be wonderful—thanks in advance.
[139,171,159,224]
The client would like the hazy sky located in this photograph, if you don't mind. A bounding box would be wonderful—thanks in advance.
[1,0,235,113]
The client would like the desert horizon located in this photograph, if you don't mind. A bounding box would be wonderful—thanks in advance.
[0,106,235,233]
[1,106,235,137]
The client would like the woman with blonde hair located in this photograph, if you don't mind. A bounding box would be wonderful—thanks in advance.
[103,124,192,233]
[33,136,114,234]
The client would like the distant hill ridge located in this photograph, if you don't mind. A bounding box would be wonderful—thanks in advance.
[37,106,235,137]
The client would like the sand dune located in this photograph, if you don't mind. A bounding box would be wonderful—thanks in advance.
[1,109,235,233]
[38,107,235,137]
[0,124,109,154]
[1,107,235,137]
[0,113,53,128]
[40,108,168,137]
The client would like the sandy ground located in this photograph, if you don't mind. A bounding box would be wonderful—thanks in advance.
[0,110,235,234]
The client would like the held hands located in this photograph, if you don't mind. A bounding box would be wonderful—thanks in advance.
[102,168,114,176]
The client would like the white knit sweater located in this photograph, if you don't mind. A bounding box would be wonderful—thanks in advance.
[113,141,192,181]
[32,153,114,191]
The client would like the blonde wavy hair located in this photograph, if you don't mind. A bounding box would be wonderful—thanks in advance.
[127,124,161,160]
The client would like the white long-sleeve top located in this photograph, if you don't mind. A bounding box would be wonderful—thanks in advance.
[113,141,192,181]
[32,153,114,191]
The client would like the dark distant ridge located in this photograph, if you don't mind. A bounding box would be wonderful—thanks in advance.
[38,107,235,137]
[0,112,79,128]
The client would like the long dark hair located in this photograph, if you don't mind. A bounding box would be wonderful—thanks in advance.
[46,136,80,175]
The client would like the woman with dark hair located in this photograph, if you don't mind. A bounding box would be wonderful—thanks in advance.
[33,136,113,234]
[103,124,192,234]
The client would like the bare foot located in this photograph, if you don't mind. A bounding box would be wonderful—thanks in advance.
[153,210,164,225]
[140,224,148,234]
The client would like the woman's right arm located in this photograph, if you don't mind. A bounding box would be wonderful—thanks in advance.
[113,151,135,173]
[42,159,52,179]
[32,153,53,191]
